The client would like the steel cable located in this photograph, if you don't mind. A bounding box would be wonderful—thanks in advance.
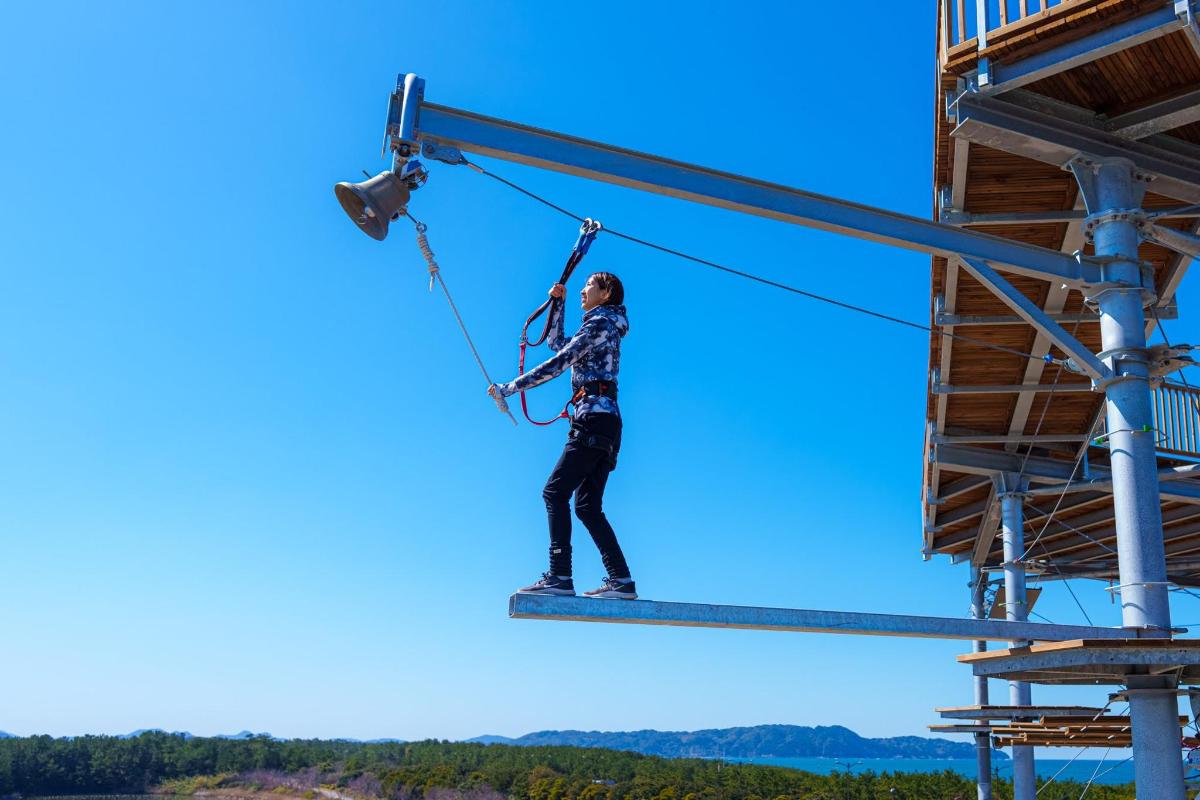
[464,160,1068,367]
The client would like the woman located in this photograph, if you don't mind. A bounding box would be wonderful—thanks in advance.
[488,272,636,600]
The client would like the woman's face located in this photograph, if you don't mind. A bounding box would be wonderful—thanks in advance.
[580,275,610,311]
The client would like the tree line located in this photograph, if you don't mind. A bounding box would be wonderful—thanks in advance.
[0,733,1134,800]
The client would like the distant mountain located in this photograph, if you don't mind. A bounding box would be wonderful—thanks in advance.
[216,730,273,740]
[468,735,517,745]
[0,731,14,739]
[121,729,193,739]
[467,724,1002,761]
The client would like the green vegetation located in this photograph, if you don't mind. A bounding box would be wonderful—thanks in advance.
[0,733,1133,800]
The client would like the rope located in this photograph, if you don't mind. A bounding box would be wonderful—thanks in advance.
[463,160,1067,367]
[403,211,517,426]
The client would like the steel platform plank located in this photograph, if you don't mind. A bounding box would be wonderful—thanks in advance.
[509,594,1141,641]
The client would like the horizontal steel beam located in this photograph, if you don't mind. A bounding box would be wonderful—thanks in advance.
[962,644,1200,680]
[933,383,1093,395]
[1108,87,1200,139]
[977,2,1189,94]
[933,444,1200,504]
[408,100,1100,286]
[959,257,1109,380]
[951,92,1200,205]
[936,705,1105,720]
[931,475,991,505]
[942,208,1197,226]
[936,305,1177,325]
[508,593,1136,642]
[932,433,1090,445]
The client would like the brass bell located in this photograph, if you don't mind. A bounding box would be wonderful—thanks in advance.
[333,170,411,241]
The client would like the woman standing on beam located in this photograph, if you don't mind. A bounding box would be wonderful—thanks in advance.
[489,273,637,600]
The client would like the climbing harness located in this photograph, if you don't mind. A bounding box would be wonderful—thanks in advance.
[516,218,603,426]
[406,211,517,426]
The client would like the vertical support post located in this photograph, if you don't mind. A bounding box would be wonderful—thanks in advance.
[976,0,990,50]
[1077,157,1185,799]
[998,473,1034,800]
[970,566,994,800]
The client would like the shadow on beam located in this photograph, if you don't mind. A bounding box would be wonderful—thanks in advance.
[508,594,1142,642]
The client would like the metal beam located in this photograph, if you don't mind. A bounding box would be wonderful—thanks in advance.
[932,475,991,505]
[933,383,1092,395]
[1142,221,1200,258]
[410,100,1100,285]
[937,705,1106,720]
[933,433,1090,445]
[937,311,1101,326]
[1108,88,1200,139]
[977,2,1189,94]
[1005,198,1087,457]
[933,444,1200,503]
[507,593,1141,642]
[962,644,1200,680]
[951,92,1200,205]
[958,257,1110,381]
[942,208,1197,226]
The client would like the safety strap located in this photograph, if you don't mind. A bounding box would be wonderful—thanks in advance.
[517,218,602,426]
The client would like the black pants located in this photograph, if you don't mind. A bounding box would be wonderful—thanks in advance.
[542,413,630,579]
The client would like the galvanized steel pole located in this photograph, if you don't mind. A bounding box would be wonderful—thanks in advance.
[1085,157,1185,799]
[999,476,1035,800]
[969,566,994,800]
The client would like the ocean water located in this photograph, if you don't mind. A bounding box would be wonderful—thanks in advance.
[729,756,1138,786]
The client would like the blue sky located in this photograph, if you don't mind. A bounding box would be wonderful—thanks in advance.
[2,0,1198,748]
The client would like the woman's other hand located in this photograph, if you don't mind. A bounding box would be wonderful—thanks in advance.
[549,283,566,299]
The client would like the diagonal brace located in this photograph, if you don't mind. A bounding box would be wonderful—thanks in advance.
[958,258,1110,382]
[1141,221,1200,258]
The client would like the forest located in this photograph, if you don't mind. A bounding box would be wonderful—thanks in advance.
[0,733,1134,800]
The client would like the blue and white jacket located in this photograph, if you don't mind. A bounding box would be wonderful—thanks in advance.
[496,302,629,418]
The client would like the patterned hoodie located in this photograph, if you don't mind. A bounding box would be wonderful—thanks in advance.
[496,302,629,418]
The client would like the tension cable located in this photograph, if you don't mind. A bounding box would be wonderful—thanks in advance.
[463,159,1069,368]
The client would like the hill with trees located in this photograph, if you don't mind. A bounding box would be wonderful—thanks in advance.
[468,725,992,760]
[0,732,1128,800]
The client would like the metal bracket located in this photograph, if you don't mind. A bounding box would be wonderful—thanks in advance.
[421,140,468,166]
[383,73,426,159]
[1178,0,1200,55]
[1083,207,1148,242]
[937,186,964,224]
[1068,157,1152,216]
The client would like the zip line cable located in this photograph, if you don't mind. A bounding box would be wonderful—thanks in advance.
[462,159,1069,367]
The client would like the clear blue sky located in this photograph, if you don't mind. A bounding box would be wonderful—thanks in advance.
[2,1,1198,747]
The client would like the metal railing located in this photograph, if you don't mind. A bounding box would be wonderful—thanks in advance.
[1153,381,1200,458]
[941,0,1073,54]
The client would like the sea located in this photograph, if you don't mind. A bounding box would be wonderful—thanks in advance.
[729,755,1139,786]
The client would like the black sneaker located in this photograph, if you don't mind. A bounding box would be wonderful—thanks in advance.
[518,572,576,596]
[583,577,637,600]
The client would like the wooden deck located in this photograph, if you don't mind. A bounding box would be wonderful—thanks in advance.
[924,0,1200,584]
